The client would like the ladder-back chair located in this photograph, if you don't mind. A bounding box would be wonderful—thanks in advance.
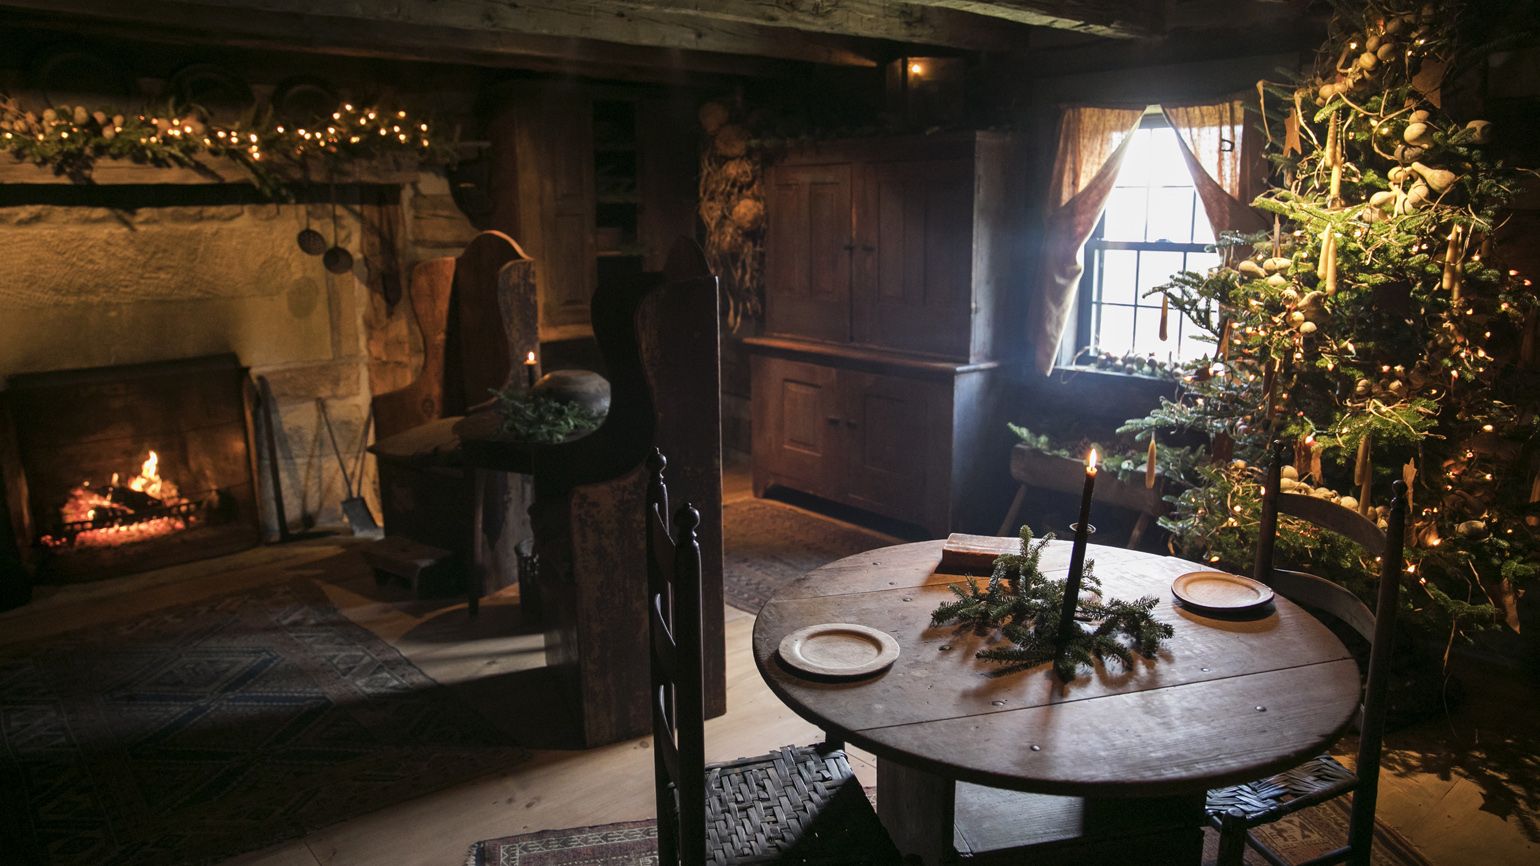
[645,449,899,866]
[1205,441,1408,866]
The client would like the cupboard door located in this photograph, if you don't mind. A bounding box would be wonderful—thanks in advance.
[840,370,942,530]
[751,356,841,498]
[542,90,598,331]
[764,164,853,343]
[494,84,596,335]
[853,158,973,358]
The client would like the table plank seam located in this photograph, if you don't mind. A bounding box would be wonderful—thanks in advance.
[844,656,1358,736]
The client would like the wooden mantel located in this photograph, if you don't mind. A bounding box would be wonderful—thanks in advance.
[0,153,422,186]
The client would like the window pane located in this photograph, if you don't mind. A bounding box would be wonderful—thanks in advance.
[1133,307,1166,357]
[1179,326,1210,362]
[1101,187,1147,241]
[1097,249,1138,306]
[1148,187,1196,243]
[1145,126,1190,187]
[1185,250,1222,276]
[1192,207,1217,245]
[1116,128,1155,188]
[1094,304,1135,354]
[1137,250,1185,302]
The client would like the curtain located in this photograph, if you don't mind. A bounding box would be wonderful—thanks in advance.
[1161,99,1267,239]
[1027,105,1144,375]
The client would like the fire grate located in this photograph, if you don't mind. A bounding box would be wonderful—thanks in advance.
[41,496,211,548]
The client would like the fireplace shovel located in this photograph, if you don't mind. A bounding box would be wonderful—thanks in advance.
[317,398,382,538]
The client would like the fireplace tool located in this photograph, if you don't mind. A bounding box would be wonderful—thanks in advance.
[316,398,380,536]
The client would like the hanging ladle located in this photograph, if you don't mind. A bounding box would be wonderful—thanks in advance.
[296,191,326,256]
[322,181,355,275]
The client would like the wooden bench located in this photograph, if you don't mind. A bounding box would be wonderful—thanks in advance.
[996,444,1171,548]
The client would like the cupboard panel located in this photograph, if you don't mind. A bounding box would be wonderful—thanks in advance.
[751,356,840,498]
[764,164,852,343]
[841,370,937,528]
[853,158,973,358]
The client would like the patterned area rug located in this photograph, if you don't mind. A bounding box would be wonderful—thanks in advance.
[469,796,1428,866]
[723,498,898,614]
[0,579,529,866]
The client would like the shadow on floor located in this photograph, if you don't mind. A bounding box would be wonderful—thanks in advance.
[1376,655,1540,843]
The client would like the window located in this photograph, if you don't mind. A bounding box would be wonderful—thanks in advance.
[1075,114,1220,365]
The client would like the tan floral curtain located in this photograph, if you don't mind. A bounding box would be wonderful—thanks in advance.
[1028,105,1145,375]
[1161,99,1267,239]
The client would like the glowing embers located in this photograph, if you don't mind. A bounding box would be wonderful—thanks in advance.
[40,451,202,550]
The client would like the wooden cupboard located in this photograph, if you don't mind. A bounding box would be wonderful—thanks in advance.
[750,132,1022,535]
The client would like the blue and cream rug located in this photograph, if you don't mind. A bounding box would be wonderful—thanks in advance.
[0,579,529,865]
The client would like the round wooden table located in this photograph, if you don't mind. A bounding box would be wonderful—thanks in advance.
[751,538,1361,865]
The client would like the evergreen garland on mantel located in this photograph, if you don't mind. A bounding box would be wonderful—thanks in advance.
[0,97,453,194]
[931,527,1174,681]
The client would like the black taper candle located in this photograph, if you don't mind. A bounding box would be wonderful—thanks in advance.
[1057,450,1098,647]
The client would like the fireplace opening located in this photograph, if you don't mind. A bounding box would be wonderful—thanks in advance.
[2,354,261,582]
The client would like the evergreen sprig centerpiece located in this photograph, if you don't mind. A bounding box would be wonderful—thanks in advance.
[493,390,603,444]
[931,526,1174,680]
[1120,0,1540,640]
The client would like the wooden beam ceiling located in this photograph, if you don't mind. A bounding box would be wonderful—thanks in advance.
[1,0,887,68]
[612,1,1035,52]
[911,1,1161,39]
[0,0,1164,77]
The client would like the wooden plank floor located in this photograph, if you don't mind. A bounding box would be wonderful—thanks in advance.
[3,522,1536,865]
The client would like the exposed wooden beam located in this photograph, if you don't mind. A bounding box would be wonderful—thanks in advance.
[0,0,884,68]
[0,5,800,84]
[912,1,1161,39]
[615,0,1033,52]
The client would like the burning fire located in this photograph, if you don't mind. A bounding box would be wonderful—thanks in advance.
[43,450,195,550]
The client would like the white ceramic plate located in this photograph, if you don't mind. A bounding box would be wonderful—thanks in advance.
[1171,571,1275,614]
[778,623,900,679]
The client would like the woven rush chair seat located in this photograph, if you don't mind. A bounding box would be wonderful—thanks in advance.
[1206,754,1358,829]
[704,744,892,865]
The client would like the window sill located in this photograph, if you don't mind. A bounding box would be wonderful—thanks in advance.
[1049,364,1181,386]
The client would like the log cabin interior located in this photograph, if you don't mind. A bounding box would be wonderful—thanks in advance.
[1,2,1538,865]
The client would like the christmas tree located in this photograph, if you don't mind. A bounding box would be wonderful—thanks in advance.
[1121,0,1539,639]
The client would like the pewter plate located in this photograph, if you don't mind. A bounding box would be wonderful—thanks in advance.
[778,623,900,679]
[1172,571,1275,614]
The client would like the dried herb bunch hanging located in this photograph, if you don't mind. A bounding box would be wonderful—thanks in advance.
[931,526,1173,680]
[697,98,767,332]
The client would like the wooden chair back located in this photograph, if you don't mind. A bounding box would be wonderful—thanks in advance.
[372,231,537,439]
[646,448,706,866]
[1252,440,1408,858]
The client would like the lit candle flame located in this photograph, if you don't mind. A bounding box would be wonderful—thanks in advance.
[1087,449,1098,474]
[525,351,537,364]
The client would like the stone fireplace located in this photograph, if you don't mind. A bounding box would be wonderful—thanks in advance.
[0,175,476,586]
